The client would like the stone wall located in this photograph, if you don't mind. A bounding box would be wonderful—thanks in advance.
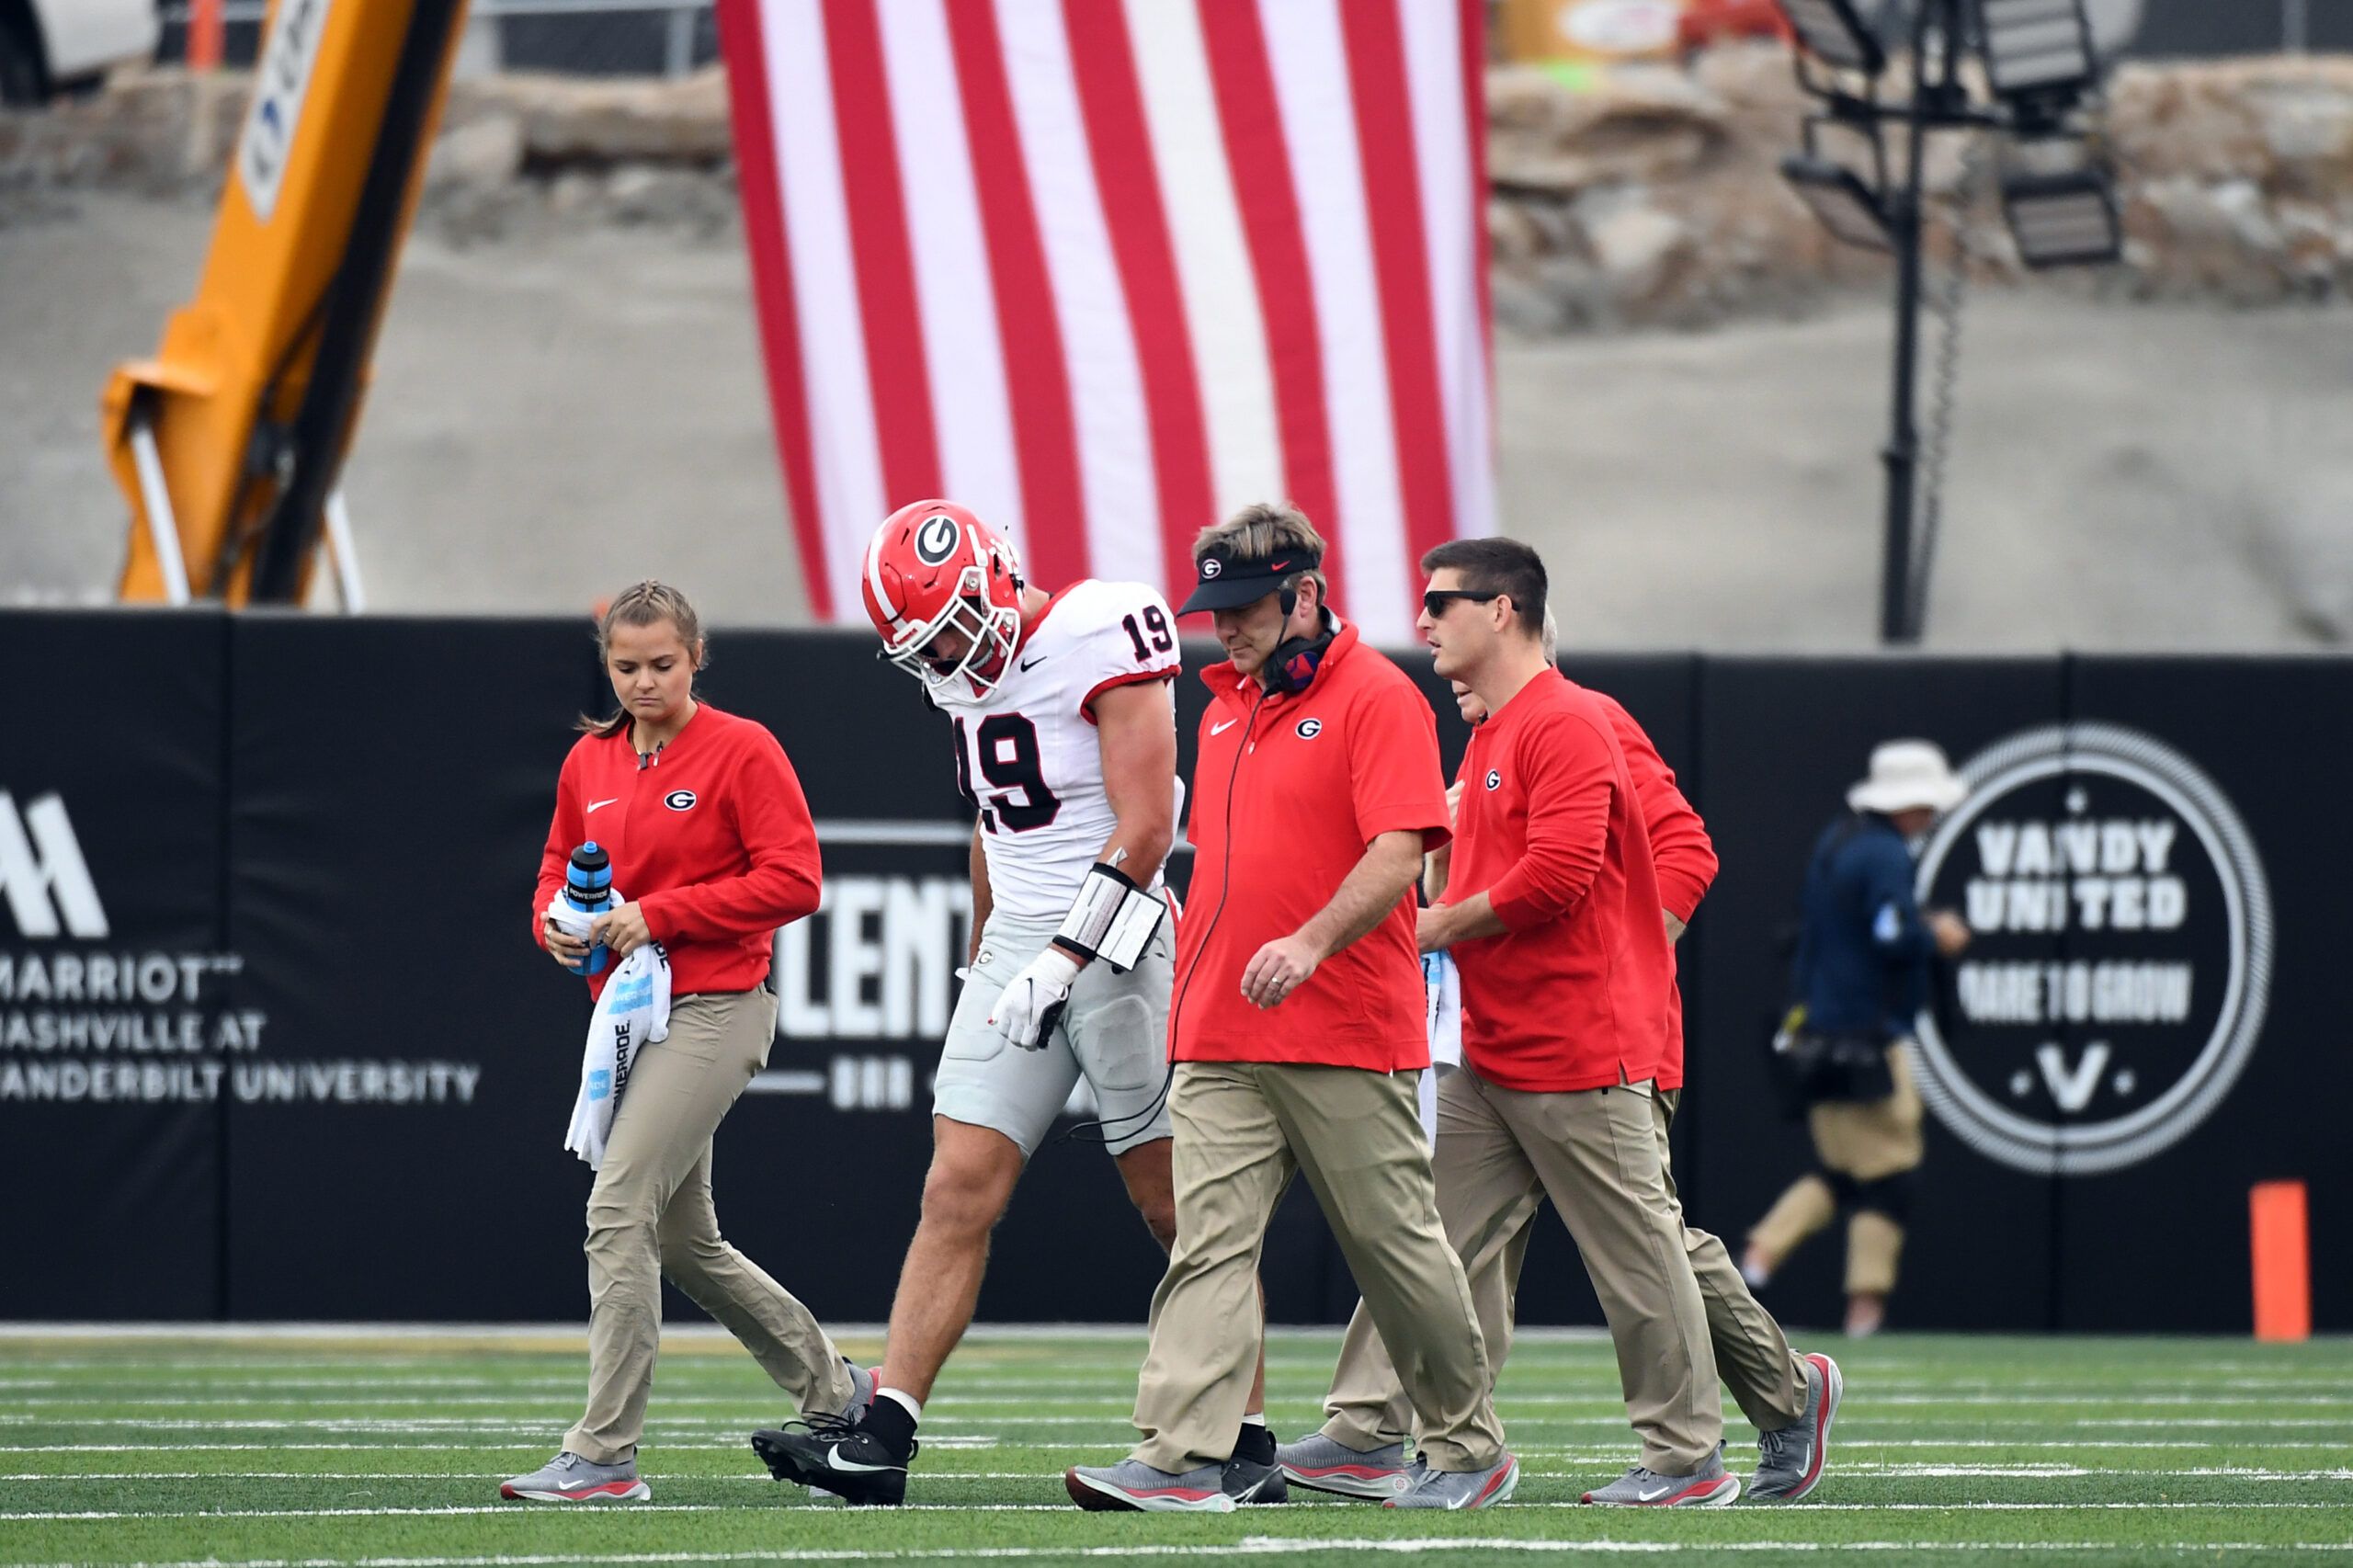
[1486,46,2353,330]
[7,51,2352,327]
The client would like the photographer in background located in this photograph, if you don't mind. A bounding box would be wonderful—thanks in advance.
[1743,742,1972,1339]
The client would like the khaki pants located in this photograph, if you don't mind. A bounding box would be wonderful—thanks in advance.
[1131,1061,1506,1475]
[1324,1068,1722,1474]
[565,988,851,1463]
[1748,1044,1923,1297]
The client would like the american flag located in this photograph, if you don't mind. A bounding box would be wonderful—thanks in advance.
[717,0,1495,642]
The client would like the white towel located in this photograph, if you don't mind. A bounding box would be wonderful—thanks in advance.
[550,893,672,1170]
[1418,951,1462,1147]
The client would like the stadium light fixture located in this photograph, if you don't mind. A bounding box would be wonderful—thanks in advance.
[1768,0,2119,645]
[1782,154,1893,251]
[1975,0,2097,121]
[1775,0,1885,75]
[2002,165,2121,268]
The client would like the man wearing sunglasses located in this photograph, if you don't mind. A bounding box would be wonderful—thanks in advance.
[1064,504,1515,1514]
[1286,597,1839,1508]
[1285,538,1745,1507]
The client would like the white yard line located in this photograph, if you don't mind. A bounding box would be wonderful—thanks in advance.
[11,1542,2340,1568]
[14,1392,2353,1411]
[6,1502,2349,1522]
[42,1548,2353,1568]
[6,1437,2348,1456]
[8,1465,2349,1483]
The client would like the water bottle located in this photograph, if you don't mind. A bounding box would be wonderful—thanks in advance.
[564,841,616,976]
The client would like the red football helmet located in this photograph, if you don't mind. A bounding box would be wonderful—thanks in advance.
[861,500,1027,698]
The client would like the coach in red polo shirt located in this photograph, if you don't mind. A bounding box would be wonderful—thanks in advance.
[1410,538,1736,1507]
[1063,505,1515,1516]
[1294,604,1837,1509]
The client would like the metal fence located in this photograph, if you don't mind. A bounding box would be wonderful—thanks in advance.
[156,0,720,79]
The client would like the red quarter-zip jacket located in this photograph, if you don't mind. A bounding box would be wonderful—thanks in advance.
[1592,688,1716,1091]
[533,703,822,1001]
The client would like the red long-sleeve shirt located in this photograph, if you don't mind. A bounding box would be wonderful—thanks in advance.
[534,703,822,1001]
[1443,675,1674,1093]
[1595,690,1717,1091]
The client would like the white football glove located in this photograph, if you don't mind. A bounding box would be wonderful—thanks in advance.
[988,944,1082,1051]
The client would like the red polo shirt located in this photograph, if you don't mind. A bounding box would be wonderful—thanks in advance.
[1595,689,1717,1092]
[533,703,823,1001]
[1172,623,1449,1071]
[1444,675,1673,1093]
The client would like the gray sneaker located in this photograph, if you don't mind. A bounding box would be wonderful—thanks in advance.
[498,1450,648,1502]
[1581,1446,1740,1507]
[1065,1457,1237,1512]
[1383,1451,1519,1510]
[1752,1352,1842,1502]
[839,1358,876,1419]
[1275,1431,1413,1500]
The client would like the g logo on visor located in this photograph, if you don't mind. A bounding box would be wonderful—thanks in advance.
[915,516,960,565]
[1199,557,1223,578]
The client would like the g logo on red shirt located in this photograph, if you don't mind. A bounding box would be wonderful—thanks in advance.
[1295,718,1323,739]
[1485,768,1502,790]
[665,790,697,811]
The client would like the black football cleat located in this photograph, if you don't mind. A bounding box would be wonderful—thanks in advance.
[751,1412,915,1507]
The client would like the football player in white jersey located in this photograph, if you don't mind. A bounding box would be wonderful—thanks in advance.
[752,500,1184,1506]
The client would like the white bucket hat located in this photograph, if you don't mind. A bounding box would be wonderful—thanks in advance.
[1847,739,1968,816]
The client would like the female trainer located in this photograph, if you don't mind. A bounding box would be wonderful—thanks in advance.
[501,580,863,1504]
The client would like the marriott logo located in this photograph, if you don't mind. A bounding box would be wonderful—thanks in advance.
[0,793,109,939]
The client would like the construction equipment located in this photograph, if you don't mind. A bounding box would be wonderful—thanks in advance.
[106,0,468,606]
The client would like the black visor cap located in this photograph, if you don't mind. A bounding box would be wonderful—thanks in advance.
[1176,546,1322,615]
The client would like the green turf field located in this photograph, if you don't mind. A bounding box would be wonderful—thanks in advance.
[2,1328,2347,1565]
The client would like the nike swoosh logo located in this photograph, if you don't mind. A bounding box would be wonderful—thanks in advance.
[1018,655,1046,671]
[825,1449,898,1473]
[586,799,619,812]
[1211,719,1239,736]
[1637,1484,1672,1502]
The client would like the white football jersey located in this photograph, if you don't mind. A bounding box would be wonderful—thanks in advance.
[930,578,1185,926]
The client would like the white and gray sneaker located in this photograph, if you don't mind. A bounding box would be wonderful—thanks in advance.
[1581,1445,1740,1507]
[1274,1431,1414,1499]
[1751,1352,1843,1502]
[1383,1451,1519,1510]
[498,1450,649,1503]
[1064,1457,1237,1512]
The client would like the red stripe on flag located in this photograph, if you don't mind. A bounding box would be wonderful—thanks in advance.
[823,0,941,511]
[1060,0,1215,605]
[1339,0,1456,588]
[944,0,1089,590]
[1460,0,1495,460]
[715,0,831,618]
[1198,0,1347,612]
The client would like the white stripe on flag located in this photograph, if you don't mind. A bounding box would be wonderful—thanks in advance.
[1120,0,1285,521]
[1397,0,1493,545]
[876,0,1026,549]
[1256,0,1413,643]
[993,0,1159,588]
[765,0,887,619]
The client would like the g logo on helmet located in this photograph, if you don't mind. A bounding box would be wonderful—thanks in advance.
[1199,557,1223,579]
[1485,769,1502,790]
[914,515,961,566]
[665,790,697,812]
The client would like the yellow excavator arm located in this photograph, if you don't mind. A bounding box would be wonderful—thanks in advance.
[107,0,468,605]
